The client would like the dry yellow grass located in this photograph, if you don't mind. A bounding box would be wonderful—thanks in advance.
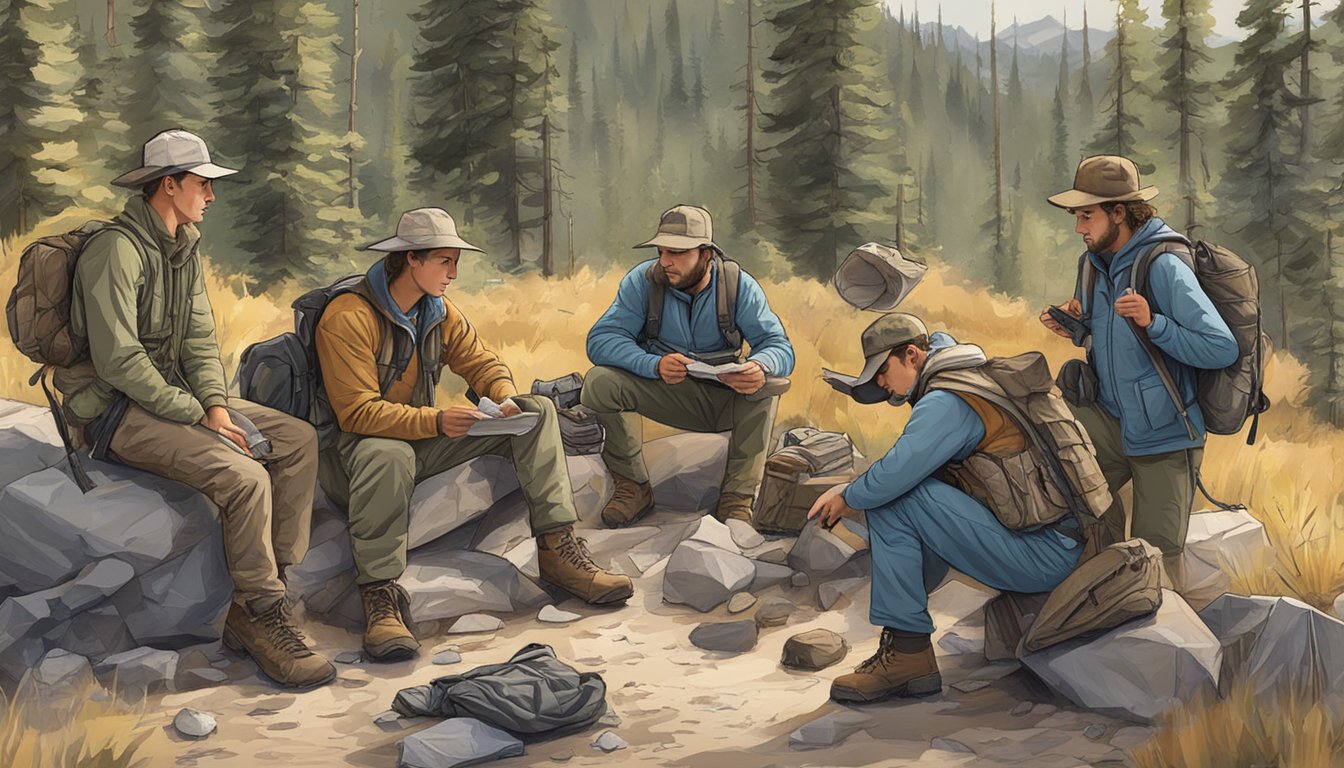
[1,680,157,768]
[4,209,1344,764]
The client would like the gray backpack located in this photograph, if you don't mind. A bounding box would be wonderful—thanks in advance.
[531,373,604,456]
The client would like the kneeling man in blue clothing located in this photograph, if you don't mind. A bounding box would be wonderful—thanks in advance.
[813,313,1084,704]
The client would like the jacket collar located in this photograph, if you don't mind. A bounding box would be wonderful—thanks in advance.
[364,260,447,340]
[665,258,718,304]
[905,333,989,405]
[117,195,201,267]
[1087,217,1187,279]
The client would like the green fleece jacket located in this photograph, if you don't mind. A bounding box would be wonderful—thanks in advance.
[66,196,229,424]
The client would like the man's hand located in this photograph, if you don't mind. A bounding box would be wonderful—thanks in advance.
[497,398,522,417]
[202,405,252,456]
[1040,298,1082,338]
[439,406,488,438]
[807,482,855,530]
[718,360,766,395]
[658,353,695,385]
[1114,288,1153,328]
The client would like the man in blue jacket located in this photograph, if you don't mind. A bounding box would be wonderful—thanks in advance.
[582,205,794,533]
[813,313,1083,702]
[1041,155,1238,562]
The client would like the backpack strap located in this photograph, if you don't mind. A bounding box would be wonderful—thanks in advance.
[1127,244,1199,441]
[715,257,744,351]
[638,262,665,346]
[30,366,98,493]
[1075,254,1097,321]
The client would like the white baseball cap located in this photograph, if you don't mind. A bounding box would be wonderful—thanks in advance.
[112,129,238,188]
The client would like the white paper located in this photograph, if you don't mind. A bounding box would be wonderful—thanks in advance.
[686,361,749,380]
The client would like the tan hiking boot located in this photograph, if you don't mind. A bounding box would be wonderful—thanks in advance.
[600,474,655,528]
[830,628,942,703]
[537,526,635,605]
[360,580,420,661]
[713,492,755,524]
[223,598,336,690]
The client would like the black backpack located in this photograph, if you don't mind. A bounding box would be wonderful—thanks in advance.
[237,275,409,448]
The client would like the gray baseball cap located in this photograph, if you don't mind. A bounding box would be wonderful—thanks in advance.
[821,313,929,404]
[634,204,723,253]
[112,129,238,188]
[834,242,928,311]
[360,207,484,253]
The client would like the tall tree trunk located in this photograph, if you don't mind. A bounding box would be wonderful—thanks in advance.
[1114,4,1125,155]
[348,0,361,210]
[1300,0,1312,158]
[991,0,1003,262]
[542,114,553,277]
[895,183,906,251]
[746,0,757,226]
[1178,0,1194,235]
[106,0,116,47]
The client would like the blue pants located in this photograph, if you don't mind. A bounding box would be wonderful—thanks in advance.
[867,477,1083,634]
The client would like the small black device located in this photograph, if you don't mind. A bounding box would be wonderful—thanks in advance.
[1047,305,1091,346]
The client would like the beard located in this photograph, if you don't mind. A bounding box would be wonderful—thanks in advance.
[1088,217,1122,254]
[653,250,713,290]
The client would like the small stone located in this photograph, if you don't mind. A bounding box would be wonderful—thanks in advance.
[1084,724,1107,740]
[551,750,574,763]
[432,651,462,665]
[598,711,622,727]
[818,577,867,611]
[689,620,758,653]
[335,651,362,664]
[448,614,504,634]
[950,679,991,693]
[931,737,974,754]
[755,597,796,628]
[781,629,848,671]
[173,708,217,739]
[727,592,757,614]
[1010,701,1035,716]
[726,519,765,550]
[791,572,810,588]
[592,730,628,752]
[539,605,582,623]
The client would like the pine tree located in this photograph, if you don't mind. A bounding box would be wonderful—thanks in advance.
[0,0,47,238]
[566,36,585,166]
[1088,0,1155,170]
[1157,0,1215,235]
[1077,5,1095,117]
[70,14,129,209]
[1051,25,1071,183]
[124,0,215,153]
[664,0,687,108]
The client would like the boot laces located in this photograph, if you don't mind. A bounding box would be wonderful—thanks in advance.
[554,531,600,574]
[366,583,402,625]
[259,600,311,657]
[855,628,900,673]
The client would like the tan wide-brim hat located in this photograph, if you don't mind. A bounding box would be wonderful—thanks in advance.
[834,242,928,311]
[634,204,723,253]
[361,207,484,252]
[112,129,239,188]
[1047,155,1159,209]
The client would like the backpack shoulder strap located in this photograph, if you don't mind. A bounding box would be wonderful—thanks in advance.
[1125,244,1199,441]
[715,256,743,350]
[1074,254,1097,320]
[639,262,665,345]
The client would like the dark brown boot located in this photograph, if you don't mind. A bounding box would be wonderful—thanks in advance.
[537,526,634,605]
[600,474,655,528]
[223,598,336,690]
[829,628,942,703]
[359,580,419,661]
[713,492,754,524]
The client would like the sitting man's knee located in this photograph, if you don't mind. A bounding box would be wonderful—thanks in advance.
[351,440,415,482]
[579,366,624,411]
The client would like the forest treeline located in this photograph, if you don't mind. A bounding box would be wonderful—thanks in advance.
[1,0,1342,425]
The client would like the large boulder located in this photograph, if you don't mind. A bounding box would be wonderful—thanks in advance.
[0,401,68,488]
[1200,593,1344,701]
[663,540,755,612]
[1175,509,1271,610]
[1021,590,1221,723]
[788,519,868,577]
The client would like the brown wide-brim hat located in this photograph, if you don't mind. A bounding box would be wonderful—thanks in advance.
[1047,155,1159,209]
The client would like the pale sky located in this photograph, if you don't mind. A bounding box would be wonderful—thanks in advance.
[889,0,1342,42]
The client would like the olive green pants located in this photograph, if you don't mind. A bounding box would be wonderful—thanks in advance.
[318,395,577,585]
[579,365,777,498]
[1070,401,1203,556]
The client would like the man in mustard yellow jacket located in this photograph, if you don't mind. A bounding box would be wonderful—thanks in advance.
[314,208,632,661]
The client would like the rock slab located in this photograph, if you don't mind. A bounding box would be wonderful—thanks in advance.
[398,717,524,768]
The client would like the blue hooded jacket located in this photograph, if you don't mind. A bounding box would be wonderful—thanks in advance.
[1075,217,1238,456]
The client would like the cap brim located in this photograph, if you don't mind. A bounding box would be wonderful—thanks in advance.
[821,348,895,405]
[359,235,485,253]
[634,233,718,252]
[1047,186,1159,210]
[111,162,239,188]
[184,162,238,180]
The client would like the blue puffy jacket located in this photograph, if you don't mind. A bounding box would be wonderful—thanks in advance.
[1075,217,1238,456]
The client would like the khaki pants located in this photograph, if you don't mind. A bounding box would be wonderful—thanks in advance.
[1070,401,1202,556]
[109,400,319,608]
[579,365,777,498]
[318,395,577,585]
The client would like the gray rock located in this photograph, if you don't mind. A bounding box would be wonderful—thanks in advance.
[448,614,504,634]
[749,560,795,592]
[1022,590,1220,723]
[173,708,217,739]
[1010,701,1035,716]
[398,717,524,768]
[1176,510,1271,610]
[1335,593,1344,623]
[662,540,755,612]
[755,597,795,628]
[788,520,861,576]
[334,650,363,664]
[687,516,741,554]
[598,711,622,727]
[689,620,758,653]
[818,577,867,611]
[983,592,1048,662]
[951,679,992,693]
[403,551,549,622]
[93,647,178,700]
[726,593,757,614]
[931,737,975,753]
[406,456,520,550]
[0,402,67,487]
[782,629,848,671]
[19,649,97,719]
[1084,724,1107,740]
[591,730,628,752]
[538,605,582,623]
[628,552,665,574]
[937,631,983,656]
[790,572,810,588]
[432,651,462,665]
[1200,593,1344,702]
[643,433,728,512]
[789,710,874,750]
[176,667,228,688]
[0,558,135,657]
[725,519,764,550]
[551,749,574,762]
[112,541,231,647]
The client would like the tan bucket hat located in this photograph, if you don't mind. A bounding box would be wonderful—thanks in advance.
[361,207,483,252]
[1047,155,1159,209]
[834,242,928,311]
[634,204,723,253]
[112,129,238,188]
[821,313,929,405]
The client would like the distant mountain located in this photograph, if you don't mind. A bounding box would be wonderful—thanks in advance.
[916,15,1238,64]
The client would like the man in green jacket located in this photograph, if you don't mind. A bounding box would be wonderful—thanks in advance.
[65,129,334,690]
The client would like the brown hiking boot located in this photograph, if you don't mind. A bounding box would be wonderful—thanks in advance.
[713,492,754,524]
[537,526,634,605]
[360,580,419,661]
[600,474,655,528]
[830,628,942,703]
[223,598,336,690]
